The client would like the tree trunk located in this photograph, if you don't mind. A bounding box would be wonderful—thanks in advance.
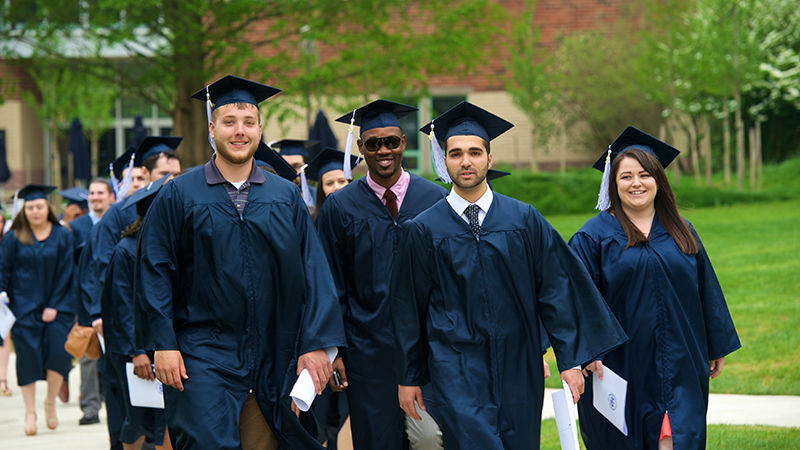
[722,102,731,185]
[173,67,210,168]
[734,90,745,190]
[689,118,701,186]
[702,117,712,186]
[90,135,100,178]
[756,120,763,189]
[559,123,566,174]
[49,121,62,188]
[748,125,756,190]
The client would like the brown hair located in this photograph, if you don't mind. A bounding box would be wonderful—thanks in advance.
[11,200,60,245]
[89,178,113,194]
[120,216,142,239]
[312,181,326,222]
[608,148,698,255]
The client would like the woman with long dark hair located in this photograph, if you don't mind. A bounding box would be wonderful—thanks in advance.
[569,127,740,449]
[0,185,74,435]
[308,147,360,222]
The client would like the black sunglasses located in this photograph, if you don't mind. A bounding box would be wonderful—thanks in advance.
[362,135,402,152]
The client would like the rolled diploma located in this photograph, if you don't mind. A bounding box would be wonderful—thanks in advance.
[290,347,338,411]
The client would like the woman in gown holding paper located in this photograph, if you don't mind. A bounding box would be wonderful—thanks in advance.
[568,127,741,449]
[102,176,173,450]
[0,185,74,436]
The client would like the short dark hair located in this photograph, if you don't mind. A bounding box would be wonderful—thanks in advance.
[89,178,113,194]
[143,150,181,173]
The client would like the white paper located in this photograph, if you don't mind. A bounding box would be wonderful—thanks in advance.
[592,365,628,435]
[290,347,338,412]
[97,333,105,354]
[552,380,580,450]
[0,293,15,338]
[125,362,165,409]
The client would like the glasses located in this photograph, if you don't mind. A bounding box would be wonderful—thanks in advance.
[362,135,402,152]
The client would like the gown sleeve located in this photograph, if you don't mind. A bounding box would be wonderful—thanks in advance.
[691,227,741,360]
[47,229,76,313]
[389,221,433,386]
[0,231,15,292]
[529,208,627,372]
[296,193,347,356]
[567,231,602,287]
[136,183,182,351]
[314,196,348,308]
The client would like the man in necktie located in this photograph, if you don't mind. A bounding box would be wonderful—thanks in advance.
[391,102,627,449]
[315,100,448,450]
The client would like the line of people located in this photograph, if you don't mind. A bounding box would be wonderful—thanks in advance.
[0,73,740,450]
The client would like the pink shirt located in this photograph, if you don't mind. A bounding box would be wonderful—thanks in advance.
[366,170,411,212]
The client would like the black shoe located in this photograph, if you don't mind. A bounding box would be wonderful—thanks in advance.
[79,414,100,425]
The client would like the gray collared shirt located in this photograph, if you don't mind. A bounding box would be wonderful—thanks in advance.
[204,155,266,218]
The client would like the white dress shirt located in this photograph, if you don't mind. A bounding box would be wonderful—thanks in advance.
[446,186,493,226]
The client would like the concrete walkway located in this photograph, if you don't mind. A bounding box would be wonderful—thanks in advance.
[0,353,797,449]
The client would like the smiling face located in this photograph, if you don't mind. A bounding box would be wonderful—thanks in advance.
[615,155,658,213]
[445,134,492,191]
[88,181,113,215]
[210,103,262,165]
[24,198,49,227]
[320,169,349,197]
[357,126,405,185]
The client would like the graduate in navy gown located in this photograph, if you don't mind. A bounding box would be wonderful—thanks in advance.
[102,175,175,450]
[391,102,628,449]
[569,127,741,450]
[137,75,345,449]
[315,100,448,450]
[0,184,75,436]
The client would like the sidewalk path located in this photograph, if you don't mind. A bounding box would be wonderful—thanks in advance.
[1,353,797,449]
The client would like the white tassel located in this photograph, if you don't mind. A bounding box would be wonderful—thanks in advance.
[267,140,278,150]
[10,190,21,221]
[430,121,451,183]
[116,153,136,201]
[343,109,356,180]
[206,86,217,153]
[109,162,119,195]
[595,147,612,211]
[300,164,315,209]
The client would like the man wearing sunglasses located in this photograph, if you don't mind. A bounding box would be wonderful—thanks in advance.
[314,100,447,450]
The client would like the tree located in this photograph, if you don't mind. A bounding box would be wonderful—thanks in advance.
[1,1,504,167]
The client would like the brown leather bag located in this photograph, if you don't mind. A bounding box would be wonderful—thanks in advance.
[64,322,101,360]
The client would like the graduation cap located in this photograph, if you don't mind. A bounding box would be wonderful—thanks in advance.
[111,146,137,180]
[335,100,417,180]
[592,126,680,172]
[593,126,681,211]
[59,187,89,208]
[126,173,171,218]
[133,136,182,167]
[191,75,281,153]
[305,147,360,182]
[18,184,56,201]
[253,141,298,182]
[190,75,281,110]
[487,169,510,182]
[420,101,514,183]
[270,139,318,158]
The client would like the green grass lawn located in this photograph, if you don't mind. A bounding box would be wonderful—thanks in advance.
[539,419,800,449]
[541,200,800,395]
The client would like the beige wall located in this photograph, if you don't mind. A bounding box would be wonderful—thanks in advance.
[0,99,46,194]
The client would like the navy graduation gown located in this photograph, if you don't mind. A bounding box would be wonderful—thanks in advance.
[391,194,627,449]
[137,162,346,449]
[569,212,740,449]
[69,213,93,260]
[78,199,137,326]
[315,174,447,450]
[0,225,75,385]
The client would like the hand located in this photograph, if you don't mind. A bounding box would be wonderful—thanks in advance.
[297,349,332,395]
[709,357,725,379]
[133,354,154,381]
[561,368,584,404]
[328,357,349,392]
[42,307,57,323]
[399,385,425,421]
[582,360,604,380]
[91,318,103,337]
[291,400,300,418]
[154,350,188,391]
[543,357,551,379]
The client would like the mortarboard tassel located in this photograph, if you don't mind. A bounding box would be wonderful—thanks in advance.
[116,152,136,201]
[299,164,315,210]
[109,162,119,195]
[595,146,612,211]
[10,190,21,221]
[206,86,217,153]
[343,109,356,180]
[429,121,451,184]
